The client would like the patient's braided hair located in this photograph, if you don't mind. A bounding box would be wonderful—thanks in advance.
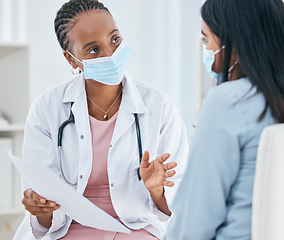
[54,0,110,51]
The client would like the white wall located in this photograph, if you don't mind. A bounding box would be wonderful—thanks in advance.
[27,0,203,137]
[27,0,71,102]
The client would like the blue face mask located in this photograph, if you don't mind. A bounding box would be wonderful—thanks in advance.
[68,41,132,85]
[202,44,225,82]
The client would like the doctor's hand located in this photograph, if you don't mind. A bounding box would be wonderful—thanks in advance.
[140,151,177,194]
[22,189,60,228]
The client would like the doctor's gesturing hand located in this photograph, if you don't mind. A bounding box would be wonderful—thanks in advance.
[22,189,60,228]
[140,151,177,216]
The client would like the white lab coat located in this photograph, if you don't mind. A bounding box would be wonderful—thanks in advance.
[13,73,189,240]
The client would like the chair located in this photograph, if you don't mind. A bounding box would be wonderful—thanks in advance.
[252,124,284,240]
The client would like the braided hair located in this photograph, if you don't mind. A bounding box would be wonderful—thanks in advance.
[54,0,110,51]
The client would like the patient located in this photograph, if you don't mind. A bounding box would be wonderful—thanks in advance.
[165,0,284,239]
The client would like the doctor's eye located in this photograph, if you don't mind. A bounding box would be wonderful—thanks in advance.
[89,47,99,54]
[112,36,120,44]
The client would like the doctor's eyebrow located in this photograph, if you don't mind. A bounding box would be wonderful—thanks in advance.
[82,29,119,50]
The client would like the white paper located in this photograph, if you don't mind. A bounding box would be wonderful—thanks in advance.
[7,150,131,234]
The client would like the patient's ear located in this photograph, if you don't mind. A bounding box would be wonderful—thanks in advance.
[231,47,239,62]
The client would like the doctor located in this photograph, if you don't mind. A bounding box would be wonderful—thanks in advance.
[15,0,188,239]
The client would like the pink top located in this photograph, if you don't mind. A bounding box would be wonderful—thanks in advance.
[61,112,157,240]
[83,112,119,219]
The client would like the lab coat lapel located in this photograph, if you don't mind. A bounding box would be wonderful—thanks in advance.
[60,73,147,188]
[63,74,85,103]
[62,74,93,192]
[72,93,93,192]
[111,74,147,147]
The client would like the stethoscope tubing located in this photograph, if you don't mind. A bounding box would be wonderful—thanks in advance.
[134,113,143,181]
[58,102,143,186]
[58,102,77,185]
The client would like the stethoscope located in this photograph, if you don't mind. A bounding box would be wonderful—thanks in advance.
[58,102,143,186]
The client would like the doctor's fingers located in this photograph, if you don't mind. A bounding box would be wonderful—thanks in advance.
[140,151,150,168]
[163,170,176,179]
[23,200,59,215]
[27,206,58,216]
[156,153,171,164]
[24,189,47,203]
[23,189,58,207]
[162,161,177,171]
[22,197,60,209]
[163,180,175,187]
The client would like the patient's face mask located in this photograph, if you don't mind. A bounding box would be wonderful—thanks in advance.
[202,44,225,82]
[68,41,132,85]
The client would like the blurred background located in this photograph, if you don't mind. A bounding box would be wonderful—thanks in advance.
[0,0,215,238]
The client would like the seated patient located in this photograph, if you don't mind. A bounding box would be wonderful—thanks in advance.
[165,0,284,239]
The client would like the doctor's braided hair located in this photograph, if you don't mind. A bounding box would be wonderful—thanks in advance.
[54,0,110,51]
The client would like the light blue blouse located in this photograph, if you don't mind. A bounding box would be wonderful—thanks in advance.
[165,78,276,240]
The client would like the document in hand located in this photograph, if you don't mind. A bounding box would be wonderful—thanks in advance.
[7,150,131,234]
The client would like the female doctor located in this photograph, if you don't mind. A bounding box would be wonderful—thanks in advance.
[15,0,188,239]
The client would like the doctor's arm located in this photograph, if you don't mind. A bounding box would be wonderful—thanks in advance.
[21,97,67,238]
[143,97,189,217]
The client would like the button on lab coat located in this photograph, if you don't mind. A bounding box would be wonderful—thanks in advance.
[13,73,189,240]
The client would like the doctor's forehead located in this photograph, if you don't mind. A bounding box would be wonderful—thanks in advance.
[68,10,118,47]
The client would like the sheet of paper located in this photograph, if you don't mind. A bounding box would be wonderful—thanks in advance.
[7,150,131,234]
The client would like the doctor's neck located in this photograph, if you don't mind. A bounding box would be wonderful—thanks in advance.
[85,79,122,99]
[85,80,122,121]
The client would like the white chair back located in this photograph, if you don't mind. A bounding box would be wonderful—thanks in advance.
[252,124,284,240]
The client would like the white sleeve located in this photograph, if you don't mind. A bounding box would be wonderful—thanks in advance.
[152,97,189,220]
[29,210,67,239]
[22,97,68,237]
